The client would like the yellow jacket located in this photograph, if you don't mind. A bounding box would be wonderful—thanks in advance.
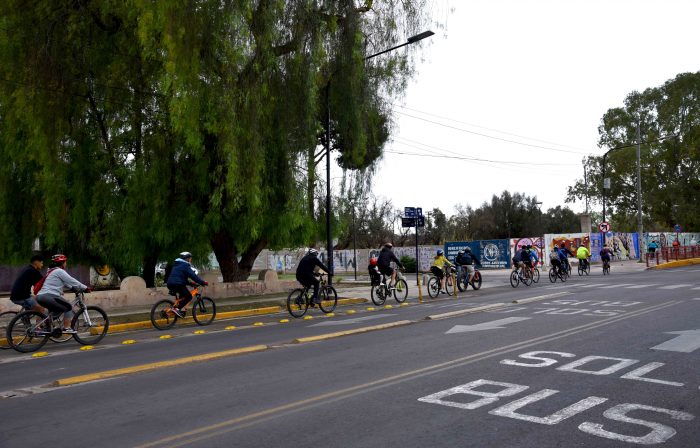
[576,246,590,259]
[432,255,453,269]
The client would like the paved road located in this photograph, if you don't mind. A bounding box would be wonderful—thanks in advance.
[1,265,698,447]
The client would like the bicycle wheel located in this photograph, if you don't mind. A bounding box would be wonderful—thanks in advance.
[510,271,520,288]
[393,279,409,303]
[371,284,387,306]
[457,272,468,292]
[471,271,482,290]
[72,306,109,345]
[6,311,49,353]
[0,311,17,350]
[522,271,533,286]
[559,270,567,282]
[578,263,584,276]
[603,263,610,275]
[287,288,308,318]
[532,268,540,283]
[445,275,455,296]
[584,263,590,275]
[319,286,338,313]
[150,299,178,330]
[192,297,216,326]
[548,268,557,283]
[427,277,440,298]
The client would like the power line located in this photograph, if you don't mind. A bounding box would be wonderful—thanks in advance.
[395,104,591,152]
[395,111,592,155]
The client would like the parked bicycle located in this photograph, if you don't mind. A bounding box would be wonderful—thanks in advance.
[5,291,109,353]
[287,273,337,318]
[427,266,456,298]
[456,266,482,292]
[510,265,533,288]
[371,269,408,306]
[150,285,216,330]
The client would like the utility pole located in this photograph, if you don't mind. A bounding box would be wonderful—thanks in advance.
[583,161,589,214]
[636,122,644,259]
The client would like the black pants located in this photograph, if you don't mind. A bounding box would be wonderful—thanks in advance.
[296,272,320,299]
[169,284,193,308]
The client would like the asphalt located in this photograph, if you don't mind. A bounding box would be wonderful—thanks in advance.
[0,262,698,448]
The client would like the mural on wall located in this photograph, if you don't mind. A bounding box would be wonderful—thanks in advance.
[543,233,590,266]
[90,265,120,289]
[589,233,639,262]
[509,237,545,266]
[644,232,700,248]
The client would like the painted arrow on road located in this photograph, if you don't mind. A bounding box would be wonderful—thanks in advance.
[446,317,531,334]
[310,314,396,327]
[651,329,700,353]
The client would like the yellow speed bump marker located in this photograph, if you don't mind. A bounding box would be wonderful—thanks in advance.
[279,319,289,324]
[79,345,94,351]
[303,316,314,320]
[384,305,393,309]
[159,335,173,339]
[325,313,335,317]
[253,322,264,326]
[400,303,409,307]
[366,307,375,311]
[225,326,237,330]
[194,330,206,335]
[122,339,136,345]
[346,310,356,314]
[32,351,49,358]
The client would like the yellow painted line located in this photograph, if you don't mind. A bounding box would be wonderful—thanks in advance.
[650,258,700,269]
[225,326,237,330]
[292,320,413,344]
[122,339,136,345]
[366,307,375,311]
[32,351,49,358]
[53,345,269,387]
[279,319,289,324]
[325,313,335,317]
[159,335,173,339]
[346,310,356,314]
[384,305,393,309]
[303,316,313,320]
[253,322,264,326]
[79,345,94,351]
[194,330,206,335]
[337,298,367,306]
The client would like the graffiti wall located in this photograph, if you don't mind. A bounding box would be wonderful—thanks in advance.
[543,233,589,266]
[444,240,511,269]
[644,232,700,249]
[589,233,639,262]
[509,237,545,266]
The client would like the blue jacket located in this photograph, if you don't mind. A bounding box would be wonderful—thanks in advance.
[558,247,573,261]
[167,259,206,286]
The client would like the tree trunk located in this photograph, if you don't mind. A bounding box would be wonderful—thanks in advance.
[142,251,159,288]
[211,233,268,282]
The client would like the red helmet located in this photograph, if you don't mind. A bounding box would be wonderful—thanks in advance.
[51,254,67,263]
[369,257,378,266]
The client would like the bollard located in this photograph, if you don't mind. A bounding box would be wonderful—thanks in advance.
[417,273,423,303]
[452,270,458,299]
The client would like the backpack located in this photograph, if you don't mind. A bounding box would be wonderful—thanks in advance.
[33,268,59,295]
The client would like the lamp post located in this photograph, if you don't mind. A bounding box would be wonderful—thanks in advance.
[324,30,434,285]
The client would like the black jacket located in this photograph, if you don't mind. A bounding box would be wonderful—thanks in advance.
[10,265,43,303]
[296,253,330,276]
[377,247,403,269]
[457,252,478,266]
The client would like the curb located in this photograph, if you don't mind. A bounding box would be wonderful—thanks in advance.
[104,298,368,334]
[292,320,413,343]
[648,258,700,270]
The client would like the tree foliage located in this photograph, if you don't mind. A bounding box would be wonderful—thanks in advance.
[567,72,700,231]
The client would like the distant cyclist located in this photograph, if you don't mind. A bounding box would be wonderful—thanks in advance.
[576,244,591,271]
[35,254,91,333]
[558,243,574,273]
[431,249,454,294]
[600,244,613,269]
[549,246,562,274]
[9,254,46,314]
[377,243,404,289]
[519,245,533,276]
[295,248,330,305]
[456,247,480,287]
[527,245,539,269]
[166,251,208,317]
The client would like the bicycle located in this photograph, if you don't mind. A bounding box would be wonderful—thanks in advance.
[150,285,216,330]
[510,265,533,288]
[602,258,611,275]
[1,306,75,349]
[456,265,482,292]
[287,273,337,318]
[577,259,591,276]
[548,265,567,283]
[5,291,109,353]
[531,265,540,283]
[427,266,456,298]
[371,269,408,306]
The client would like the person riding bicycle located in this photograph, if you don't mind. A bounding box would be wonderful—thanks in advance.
[576,244,591,271]
[456,247,480,287]
[377,243,404,289]
[549,246,562,274]
[431,249,454,294]
[600,244,613,267]
[35,254,91,333]
[9,254,46,314]
[519,245,533,276]
[368,257,381,286]
[557,243,574,273]
[166,252,208,317]
[295,248,330,305]
[527,245,539,269]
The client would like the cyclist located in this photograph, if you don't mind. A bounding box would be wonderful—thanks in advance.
[367,257,381,286]
[557,243,574,274]
[431,249,454,294]
[549,246,562,274]
[295,248,330,305]
[456,247,480,287]
[600,244,613,270]
[35,254,91,333]
[576,244,591,271]
[166,251,208,317]
[377,243,404,289]
[9,254,46,314]
[527,245,539,270]
[519,245,533,277]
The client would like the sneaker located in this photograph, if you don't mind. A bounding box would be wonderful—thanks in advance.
[61,328,77,334]
[171,307,185,318]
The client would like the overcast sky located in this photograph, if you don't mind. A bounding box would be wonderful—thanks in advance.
[361,0,699,218]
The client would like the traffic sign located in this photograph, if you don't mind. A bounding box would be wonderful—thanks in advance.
[404,207,416,217]
[416,207,423,216]
[401,216,425,228]
[674,224,682,233]
[598,222,611,233]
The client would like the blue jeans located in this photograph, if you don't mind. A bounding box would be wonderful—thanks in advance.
[11,297,38,310]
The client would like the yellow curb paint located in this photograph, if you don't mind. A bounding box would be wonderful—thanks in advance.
[292,320,413,344]
[650,258,700,270]
[366,307,375,311]
[53,345,269,387]
[194,330,206,335]
[346,310,356,314]
[325,313,335,317]
[80,345,94,351]
[253,322,264,326]
[303,316,314,320]
[279,319,289,324]
[32,351,49,358]
[384,305,393,309]
[159,335,173,339]
[225,326,237,330]
[122,339,136,345]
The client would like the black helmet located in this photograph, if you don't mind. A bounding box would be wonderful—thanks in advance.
[437,249,444,256]
[464,247,472,252]
[559,243,566,248]
[384,242,393,249]
[457,250,464,255]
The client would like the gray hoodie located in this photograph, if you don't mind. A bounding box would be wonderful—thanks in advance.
[37,268,88,297]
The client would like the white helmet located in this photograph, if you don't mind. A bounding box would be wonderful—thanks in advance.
[179,251,192,259]
[308,248,319,256]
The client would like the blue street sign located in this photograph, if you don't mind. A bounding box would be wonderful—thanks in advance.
[416,207,423,216]
[404,207,416,217]
[606,231,613,238]
[674,224,682,233]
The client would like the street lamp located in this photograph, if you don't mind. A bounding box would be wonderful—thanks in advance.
[324,30,434,285]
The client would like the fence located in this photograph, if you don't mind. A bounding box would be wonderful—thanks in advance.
[645,245,700,267]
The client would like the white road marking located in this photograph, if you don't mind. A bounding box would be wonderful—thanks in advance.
[579,284,602,288]
[597,284,634,289]
[658,284,692,290]
[446,317,531,334]
[691,287,700,290]
[624,284,659,289]
[651,329,700,353]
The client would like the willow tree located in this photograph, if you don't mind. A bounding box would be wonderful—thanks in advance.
[0,1,436,282]
[567,72,700,231]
